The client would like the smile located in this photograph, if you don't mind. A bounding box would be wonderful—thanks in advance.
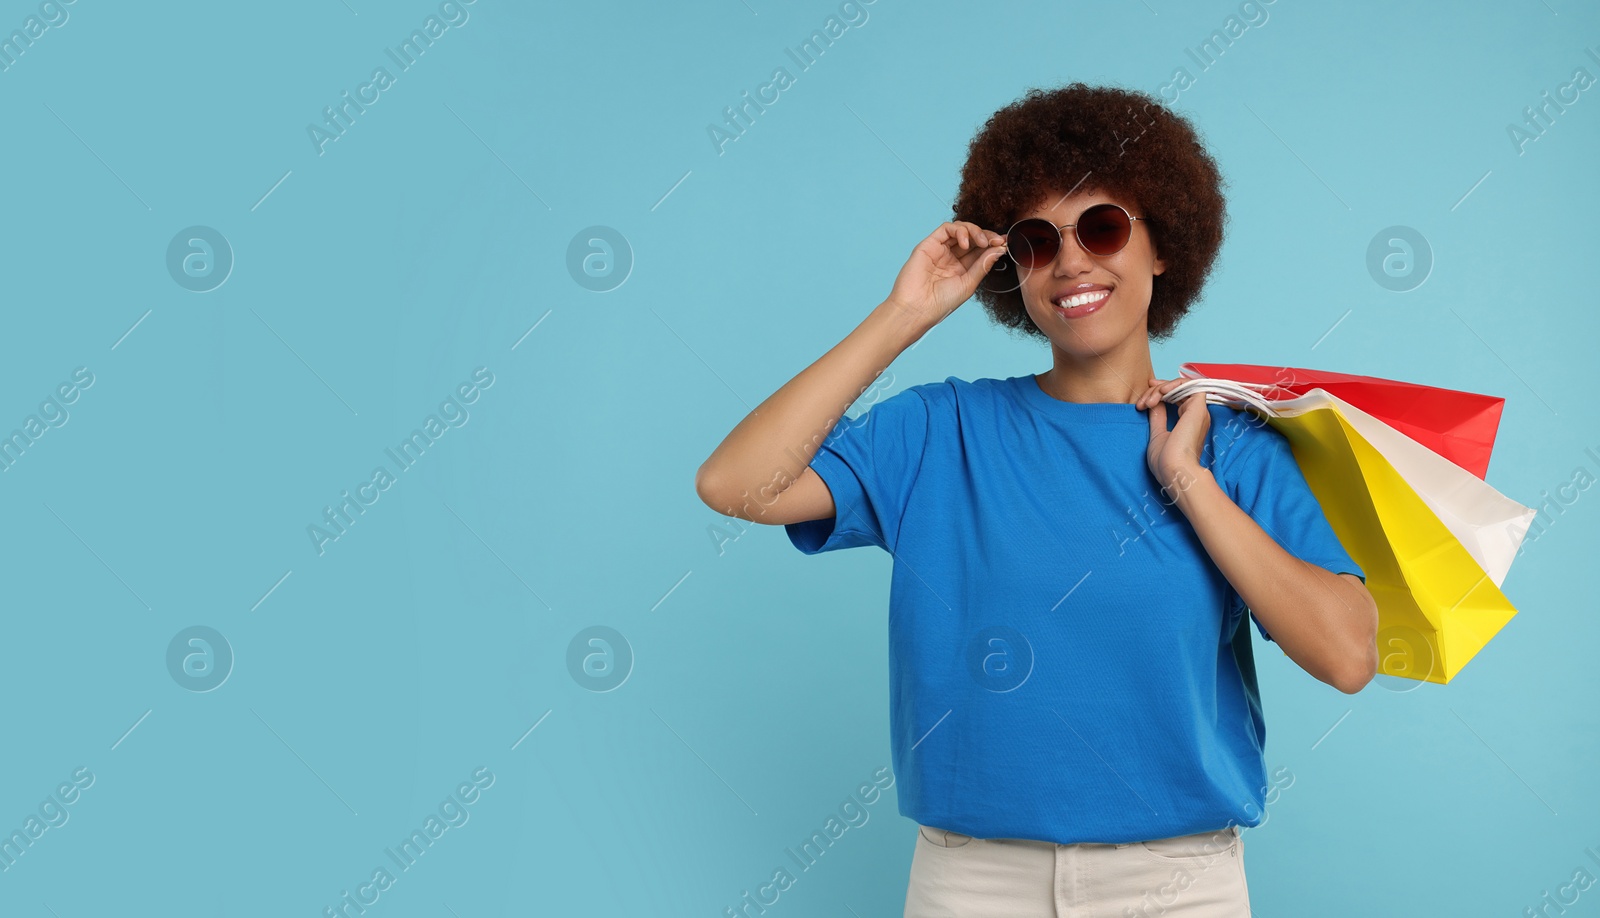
[1053,289,1110,318]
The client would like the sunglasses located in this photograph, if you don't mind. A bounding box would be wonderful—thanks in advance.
[981,203,1148,293]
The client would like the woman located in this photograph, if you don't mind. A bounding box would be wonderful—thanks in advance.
[695,83,1377,916]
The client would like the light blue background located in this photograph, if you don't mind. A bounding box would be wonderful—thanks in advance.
[1,0,1596,915]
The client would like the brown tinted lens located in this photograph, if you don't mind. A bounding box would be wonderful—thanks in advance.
[978,252,1021,295]
[1007,219,1060,269]
[1078,204,1132,255]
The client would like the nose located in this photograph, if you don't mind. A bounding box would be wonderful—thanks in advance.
[1052,227,1096,276]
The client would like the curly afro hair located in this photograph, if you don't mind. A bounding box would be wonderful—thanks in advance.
[953,82,1228,342]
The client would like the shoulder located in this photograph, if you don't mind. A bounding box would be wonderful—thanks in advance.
[857,375,1030,425]
[906,375,1015,409]
[860,375,988,416]
[829,379,941,443]
[1208,405,1288,472]
[837,376,1016,442]
[859,379,942,419]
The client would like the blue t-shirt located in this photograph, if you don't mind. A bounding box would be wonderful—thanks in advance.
[785,374,1364,845]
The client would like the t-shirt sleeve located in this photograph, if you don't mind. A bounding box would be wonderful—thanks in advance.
[1226,424,1366,643]
[784,386,931,555]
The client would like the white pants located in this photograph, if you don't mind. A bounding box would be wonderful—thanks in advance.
[905,823,1251,917]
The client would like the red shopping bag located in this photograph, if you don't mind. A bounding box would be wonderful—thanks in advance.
[1179,363,1506,480]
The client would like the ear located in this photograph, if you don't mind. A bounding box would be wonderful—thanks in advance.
[1152,252,1167,276]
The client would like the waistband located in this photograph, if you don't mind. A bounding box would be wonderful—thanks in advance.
[923,823,1241,849]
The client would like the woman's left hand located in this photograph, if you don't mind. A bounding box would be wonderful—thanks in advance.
[1138,377,1209,498]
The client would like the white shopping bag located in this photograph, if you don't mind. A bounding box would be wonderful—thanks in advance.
[1168,377,1535,587]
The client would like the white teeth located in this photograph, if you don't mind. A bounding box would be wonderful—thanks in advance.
[1056,289,1110,308]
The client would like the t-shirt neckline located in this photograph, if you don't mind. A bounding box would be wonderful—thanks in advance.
[1010,374,1149,423]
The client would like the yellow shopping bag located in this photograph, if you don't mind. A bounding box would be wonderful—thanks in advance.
[1258,404,1517,684]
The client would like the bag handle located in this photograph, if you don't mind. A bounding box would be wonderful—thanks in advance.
[1163,376,1284,417]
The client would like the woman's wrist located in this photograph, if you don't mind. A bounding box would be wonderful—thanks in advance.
[1160,463,1218,515]
[866,298,936,353]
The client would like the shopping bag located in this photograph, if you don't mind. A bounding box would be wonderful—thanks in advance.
[1179,378,1534,586]
[1181,362,1507,480]
[1167,377,1521,685]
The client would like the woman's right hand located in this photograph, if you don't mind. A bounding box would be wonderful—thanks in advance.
[883,221,1009,330]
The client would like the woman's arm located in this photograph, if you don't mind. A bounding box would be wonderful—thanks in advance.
[694,300,927,524]
[1138,379,1379,694]
[695,222,1007,524]
[1169,468,1380,694]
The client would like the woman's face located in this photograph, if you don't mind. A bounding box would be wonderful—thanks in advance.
[1012,187,1166,357]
